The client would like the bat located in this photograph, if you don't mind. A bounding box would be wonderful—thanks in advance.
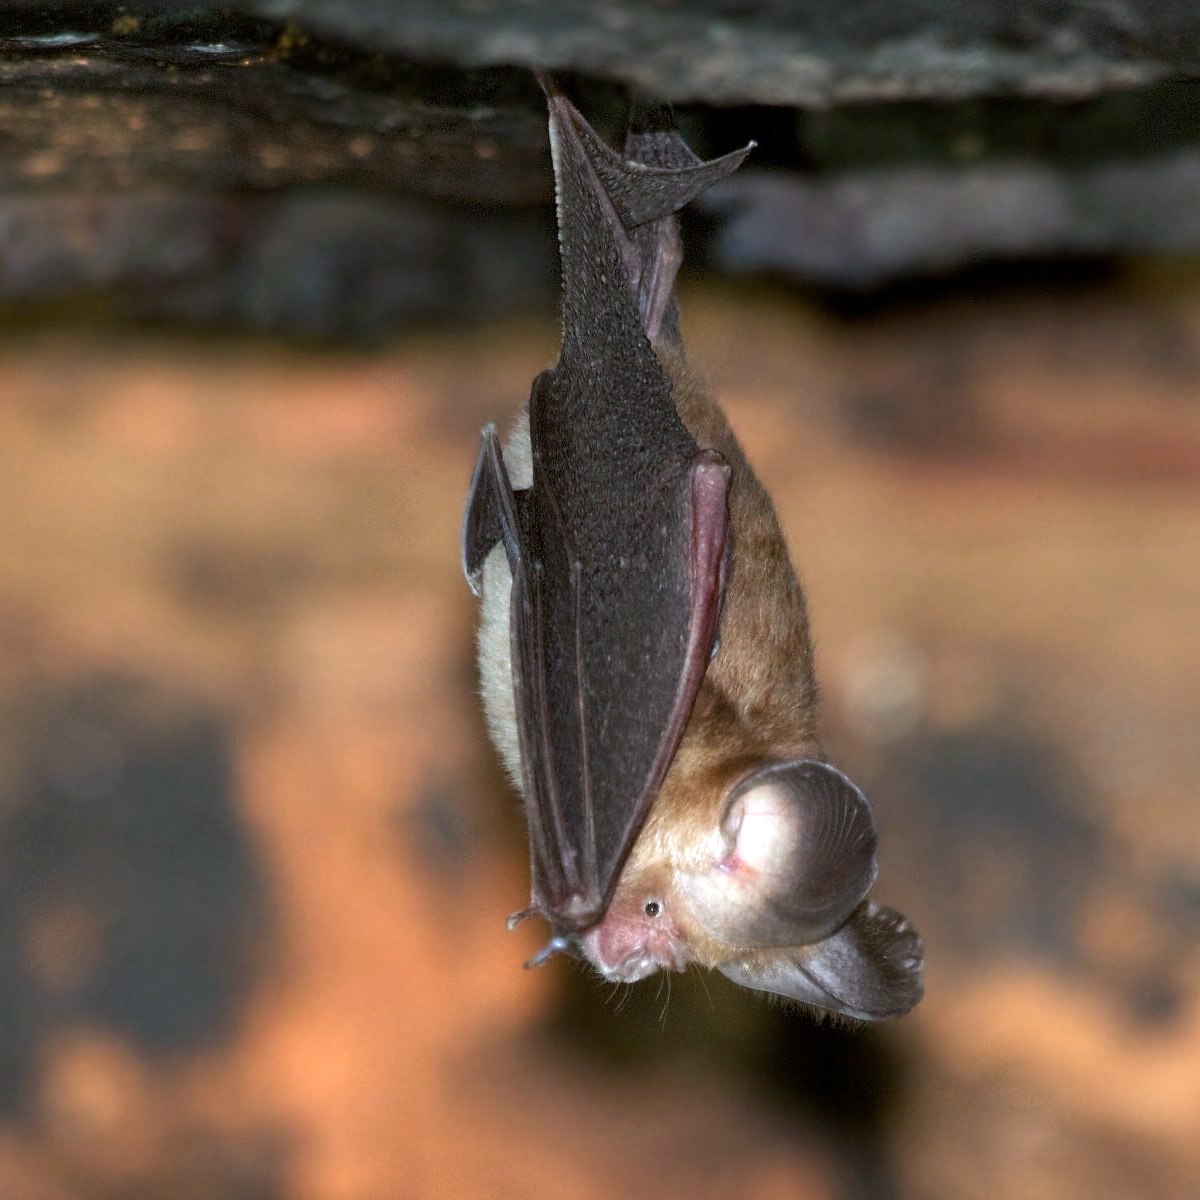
[462,75,923,1020]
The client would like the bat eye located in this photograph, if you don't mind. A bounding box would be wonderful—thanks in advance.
[644,900,662,918]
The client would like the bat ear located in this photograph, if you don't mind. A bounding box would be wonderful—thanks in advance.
[684,761,878,948]
[718,902,924,1020]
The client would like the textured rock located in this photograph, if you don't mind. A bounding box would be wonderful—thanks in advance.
[5,3,1200,328]
[0,191,554,339]
[0,30,548,203]
[240,0,1200,105]
[0,19,555,336]
[704,150,1200,288]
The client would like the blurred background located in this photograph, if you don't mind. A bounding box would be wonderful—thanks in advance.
[1,3,1199,1199]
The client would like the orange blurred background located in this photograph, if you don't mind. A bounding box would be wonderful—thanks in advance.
[0,269,1198,1200]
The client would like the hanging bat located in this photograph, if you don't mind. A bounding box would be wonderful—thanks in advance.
[462,75,923,1020]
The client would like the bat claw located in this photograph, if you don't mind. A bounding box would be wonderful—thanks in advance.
[506,907,534,930]
[523,934,576,968]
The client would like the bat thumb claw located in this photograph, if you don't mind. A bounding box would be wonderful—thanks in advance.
[506,907,534,930]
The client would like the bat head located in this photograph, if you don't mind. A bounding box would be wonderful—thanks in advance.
[580,882,691,982]
[582,758,923,1018]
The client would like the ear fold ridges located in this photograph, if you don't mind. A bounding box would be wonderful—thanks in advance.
[717,900,924,1021]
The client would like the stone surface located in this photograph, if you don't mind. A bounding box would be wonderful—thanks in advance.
[0,27,549,202]
[239,0,1200,105]
[0,13,559,335]
[704,150,1200,288]
[0,191,554,339]
[5,3,1200,326]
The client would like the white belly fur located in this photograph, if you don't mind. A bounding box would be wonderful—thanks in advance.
[476,407,532,786]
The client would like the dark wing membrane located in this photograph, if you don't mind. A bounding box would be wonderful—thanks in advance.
[514,81,739,930]
[541,72,751,344]
[622,98,753,342]
[461,424,525,594]
[520,336,732,932]
[544,79,752,230]
[460,422,577,932]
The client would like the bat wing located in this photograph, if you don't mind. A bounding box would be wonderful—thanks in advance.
[523,387,730,930]
[463,80,748,934]
[462,423,525,596]
[544,77,753,346]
